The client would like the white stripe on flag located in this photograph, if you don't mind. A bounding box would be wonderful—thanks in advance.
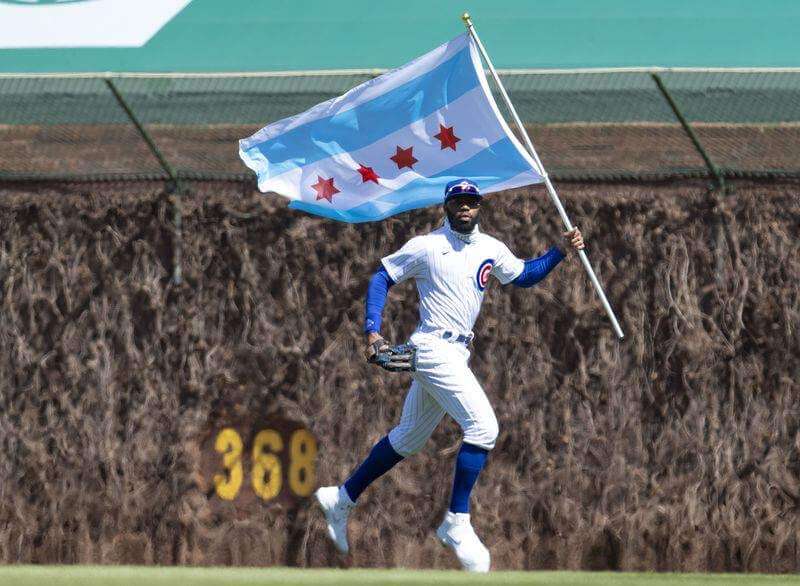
[482,170,542,195]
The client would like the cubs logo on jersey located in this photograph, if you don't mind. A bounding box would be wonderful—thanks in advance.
[475,259,494,292]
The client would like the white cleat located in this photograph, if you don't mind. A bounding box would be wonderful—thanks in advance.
[314,485,355,554]
[436,511,491,573]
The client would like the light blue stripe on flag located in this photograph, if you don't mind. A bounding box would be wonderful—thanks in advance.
[241,46,478,180]
[288,137,532,223]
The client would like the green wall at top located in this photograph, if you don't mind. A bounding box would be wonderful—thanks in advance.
[1,0,799,72]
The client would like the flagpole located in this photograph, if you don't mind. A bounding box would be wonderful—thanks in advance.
[461,13,625,340]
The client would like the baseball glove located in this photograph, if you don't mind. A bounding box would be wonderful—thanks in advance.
[367,338,418,372]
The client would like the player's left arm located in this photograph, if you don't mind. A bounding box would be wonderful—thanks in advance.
[510,227,585,288]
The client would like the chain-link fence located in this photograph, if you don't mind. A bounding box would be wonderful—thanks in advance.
[2,70,800,184]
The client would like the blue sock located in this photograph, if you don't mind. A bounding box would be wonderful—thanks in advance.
[343,436,404,502]
[449,442,489,514]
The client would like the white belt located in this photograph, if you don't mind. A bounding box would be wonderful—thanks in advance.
[416,325,474,345]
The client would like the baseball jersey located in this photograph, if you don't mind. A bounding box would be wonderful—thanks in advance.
[381,224,524,335]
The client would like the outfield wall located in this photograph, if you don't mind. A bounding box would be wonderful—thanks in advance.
[2,0,799,72]
[0,181,797,571]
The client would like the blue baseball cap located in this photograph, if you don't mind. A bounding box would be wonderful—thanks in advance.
[443,178,481,203]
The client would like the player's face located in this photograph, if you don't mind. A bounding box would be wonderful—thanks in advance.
[445,195,482,233]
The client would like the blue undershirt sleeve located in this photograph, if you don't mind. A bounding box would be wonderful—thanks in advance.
[364,266,395,334]
[511,246,566,288]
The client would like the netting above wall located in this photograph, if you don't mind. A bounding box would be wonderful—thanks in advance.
[0,77,164,179]
[658,71,800,177]
[1,69,800,182]
[501,72,706,179]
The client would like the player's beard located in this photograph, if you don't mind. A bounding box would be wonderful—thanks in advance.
[445,207,480,233]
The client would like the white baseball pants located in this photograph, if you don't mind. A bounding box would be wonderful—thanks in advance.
[387,331,499,455]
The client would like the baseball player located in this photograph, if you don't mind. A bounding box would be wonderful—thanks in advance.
[315,179,585,572]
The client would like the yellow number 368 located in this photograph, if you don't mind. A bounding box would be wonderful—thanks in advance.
[213,427,317,501]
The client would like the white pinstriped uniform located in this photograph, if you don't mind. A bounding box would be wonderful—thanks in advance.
[382,222,524,453]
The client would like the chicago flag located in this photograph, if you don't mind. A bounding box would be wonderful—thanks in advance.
[239,33,544,223]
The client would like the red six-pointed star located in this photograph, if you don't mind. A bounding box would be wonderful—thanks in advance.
[390,146,418,170]
[357,164,380,184]
[311,175,340,202]
[434,124,460,150]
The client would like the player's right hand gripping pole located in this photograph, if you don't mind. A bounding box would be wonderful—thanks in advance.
[462,12,625,340]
